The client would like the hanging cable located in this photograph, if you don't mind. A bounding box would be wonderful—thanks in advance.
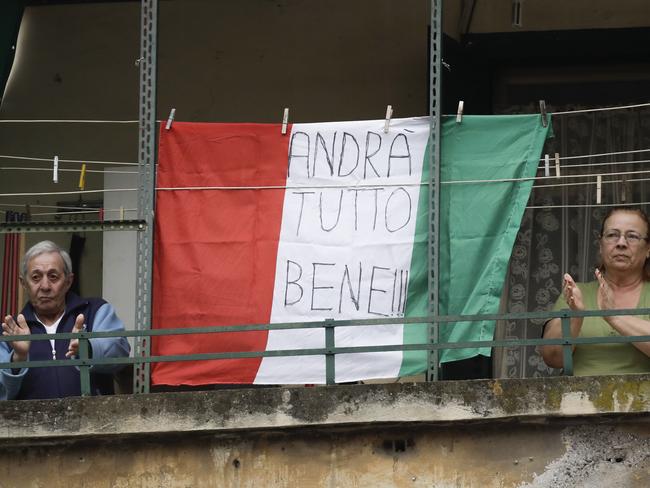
[441,169,650,186]
[0,154,138,166]
[0,188,137,198]
[0,166,138,175]
[0,119,140,124]
[0,100,646,123]
[537,148,650,163]
[1,203,101,211]
[527,200,650,210]
[532,176,650,190]
[551,102,650,116]
[3,169,650,197]
[3,148,648,172]
[536,158,650,172]
[27,208,137,217]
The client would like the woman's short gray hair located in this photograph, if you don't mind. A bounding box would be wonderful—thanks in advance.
[21,240,73,278]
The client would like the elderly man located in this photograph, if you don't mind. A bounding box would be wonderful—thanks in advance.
[1,240,130,400]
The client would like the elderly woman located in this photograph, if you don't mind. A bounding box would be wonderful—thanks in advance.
[541,207,650,375]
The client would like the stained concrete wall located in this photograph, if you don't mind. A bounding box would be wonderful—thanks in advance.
[1,375,649,487]
[0,0,428,307]
[444,0,650,39]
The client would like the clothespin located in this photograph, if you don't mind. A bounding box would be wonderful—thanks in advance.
[281,108,289,135]
[544,154,550,177]
[456,101,464,123]
[621,177,628,203]
[512,0,523,27]
[78,163,87,190]
[554,152,561,178]
[165,108,176,130]
[539,100,548,127]
[98,207,104,222]
[596,175,602,204]
[53,155,59,183]
[119,206,125,221]
[384,105,393,134]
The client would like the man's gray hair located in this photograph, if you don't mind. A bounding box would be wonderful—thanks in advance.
[21,240,73,278]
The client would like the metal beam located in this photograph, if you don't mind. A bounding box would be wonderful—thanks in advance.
[133,0,157,395]
[0,220,146,234]
[427,0,442,382]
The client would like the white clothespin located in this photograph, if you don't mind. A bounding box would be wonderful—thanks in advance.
[456,101,464,124]
[281,108,289,135]
[119,206,125,221]
[539,100,548,127]
[384,105,393,134]
[596,175,602,204]
[165,108,176,130]
[621,177,628,203]
[53,155,59,183]
[554,152,561,178]
[544,154,550,177]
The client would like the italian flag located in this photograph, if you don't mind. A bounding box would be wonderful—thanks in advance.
[152,117,430,385]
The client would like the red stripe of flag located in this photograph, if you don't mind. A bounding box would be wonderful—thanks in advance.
[152,122,290,385]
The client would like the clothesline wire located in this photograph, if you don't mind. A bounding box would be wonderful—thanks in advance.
[29,208,136,217]
[0,202,134,211]
[152,170,650,190]
[550,102,650,116]
[0,208,136,216]
[1,148,648,171]
[527,201,650,210]
[0,154,138,166]
[0,119,141,124]
[1,168,650,198]
[1,150,649,178]
[0,162,628,175]
[1,159,648,177]
[532,176,650,190]
[0,188,137,198]
[0,101,647,124]
[537,148,650,164]
[4,200,650,215]
[0,159,650,183]
[0,167,138,175]
[536,158,650,171]
[442,169,650,186]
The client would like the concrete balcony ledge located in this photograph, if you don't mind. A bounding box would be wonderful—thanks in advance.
[1,374,649,443]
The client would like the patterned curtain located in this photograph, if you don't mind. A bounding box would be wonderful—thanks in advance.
[494,106,650,378]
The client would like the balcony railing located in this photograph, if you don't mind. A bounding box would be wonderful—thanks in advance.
[2,307,650,395]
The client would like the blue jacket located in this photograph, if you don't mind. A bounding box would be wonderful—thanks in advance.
[0,292,131,400]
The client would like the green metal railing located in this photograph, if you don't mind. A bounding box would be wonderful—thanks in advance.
[2,307,650,396]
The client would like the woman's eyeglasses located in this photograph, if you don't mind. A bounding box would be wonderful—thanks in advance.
[601,230,649,245]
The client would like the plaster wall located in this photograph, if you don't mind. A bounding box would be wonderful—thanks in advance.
[3,422,649,488]
[0,0,428,304]
[1,376,649,487]
[446,0,650,38]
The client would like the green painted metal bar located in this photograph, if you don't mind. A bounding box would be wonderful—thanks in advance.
[4,306,650,393]
[5,332,650,372]
[427,0,442,383]
[133,0,158,395]
[1,306,649,343]
[325,319,335,385]
[1,306,648,341]
[560,313,574,376]
[3,331,648,351]
[78,335,91,396]
[0,220,146,234]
